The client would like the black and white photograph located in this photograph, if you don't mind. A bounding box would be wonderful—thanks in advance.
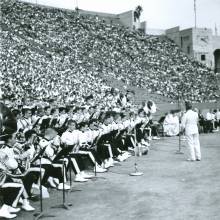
[0,0,220,219]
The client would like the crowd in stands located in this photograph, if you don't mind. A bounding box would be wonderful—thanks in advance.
[0,0,219,105]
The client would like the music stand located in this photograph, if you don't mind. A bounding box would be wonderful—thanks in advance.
[67,161,82,193]
[89,134,107,180]
[51,158,72,210]
[54,146,82,193]
[34,155,55,220]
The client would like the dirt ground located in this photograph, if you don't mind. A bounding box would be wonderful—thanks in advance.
[14,132,220,220]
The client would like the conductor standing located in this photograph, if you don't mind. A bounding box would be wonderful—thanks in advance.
[181,101,201,161]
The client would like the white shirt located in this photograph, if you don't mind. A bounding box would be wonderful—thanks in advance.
[61,130,80,146]
[181,110,199,135]
[17,117,32,132]
[216,111,220,120]
[206,112,213,121]
[101,124,113,135]
[38,139,55,164]
[78,131,90,144]
[58,114,68,127]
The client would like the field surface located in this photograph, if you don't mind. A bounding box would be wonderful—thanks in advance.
[13,132,220,220]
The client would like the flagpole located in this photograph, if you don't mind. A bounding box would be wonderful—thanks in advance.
[194,0,197,29]
[215,23,218,36]
[75,0,78,8]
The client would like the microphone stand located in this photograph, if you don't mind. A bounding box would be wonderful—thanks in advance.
[34,155,55,220]
[176,90,184,154]
[129,127,143,176]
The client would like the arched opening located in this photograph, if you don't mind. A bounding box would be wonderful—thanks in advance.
[214,49,220,73]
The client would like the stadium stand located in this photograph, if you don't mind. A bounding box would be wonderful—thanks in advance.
[0,0,219,105]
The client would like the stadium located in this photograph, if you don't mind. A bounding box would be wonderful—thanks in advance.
[0,0,220,219]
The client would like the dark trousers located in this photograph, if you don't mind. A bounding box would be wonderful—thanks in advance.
[204,120,213,133]
[0,178,22,206]
[136,128,143,143]
[41,164,63,186]
[22,171,40,197]
[68,153,86,173]
[96,144,111,161]
[79,149,103,166]
[0,187,21,206]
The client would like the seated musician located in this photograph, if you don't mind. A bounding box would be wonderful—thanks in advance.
[97,111,124,168]
[108,112,130,162]
[77,121,107,173]
[49,108,59,128]
[0,133,35,217]
[38,106,52,131]
[17,107,33,133]
[86,119,108,172]
[135,109,150,147]
[0,150,24,219]
[37,128,70,190]
[61,120,94,182]
[57,107,68,127]
[114,112,133,159]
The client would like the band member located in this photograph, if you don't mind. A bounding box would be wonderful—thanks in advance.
[0,150,24,219]
[17,108,33,133]
[61,120,89,182]
[37,128,70,189]
[0,133,35,217]
[38,106,52,131]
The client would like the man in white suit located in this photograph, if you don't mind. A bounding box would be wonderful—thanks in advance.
[181,102,201,161]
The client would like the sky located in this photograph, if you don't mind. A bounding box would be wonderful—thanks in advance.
[22,0,220,33]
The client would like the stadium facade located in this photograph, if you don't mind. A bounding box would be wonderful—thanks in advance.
[161,27,220,73]
[78,9,220,73]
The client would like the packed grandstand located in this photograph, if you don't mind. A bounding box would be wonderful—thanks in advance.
[0,0,219,105]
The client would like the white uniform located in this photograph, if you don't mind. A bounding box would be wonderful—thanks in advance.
[61,130,80,146]
[181,110,201,160]
[38,139,55,164]
[216,111,220,121]
[163,114,179,136]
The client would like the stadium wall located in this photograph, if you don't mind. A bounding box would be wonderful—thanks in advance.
[78,9,135,29]
[165,27,180,46]
[117,11,134,30]
[145,28,165,36]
